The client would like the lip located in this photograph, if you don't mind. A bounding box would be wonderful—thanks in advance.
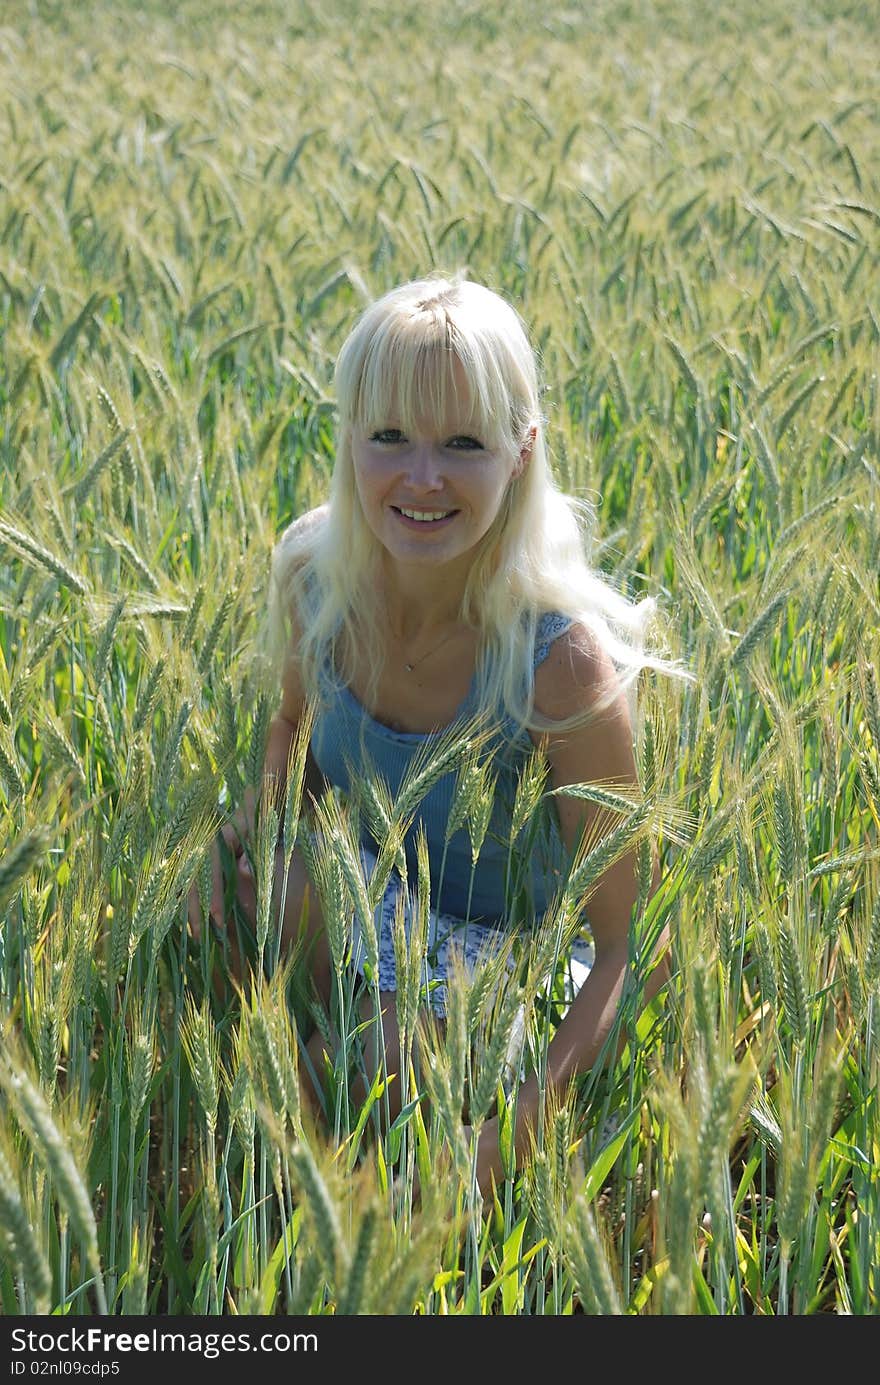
[391,506,459,529]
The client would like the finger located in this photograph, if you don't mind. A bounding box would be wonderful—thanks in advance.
[187,883,202,941]
[220,820,244,857]
[210,838,224,926]
[236,857,257,929]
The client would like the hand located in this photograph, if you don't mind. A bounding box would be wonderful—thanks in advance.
[464,1116,505,1201]
[186,792,257,942]
[223,787,258,863]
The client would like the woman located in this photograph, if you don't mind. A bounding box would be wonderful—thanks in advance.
[189,276,687,1194]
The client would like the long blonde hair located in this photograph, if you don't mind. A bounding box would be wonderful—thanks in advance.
[270,275,691,736]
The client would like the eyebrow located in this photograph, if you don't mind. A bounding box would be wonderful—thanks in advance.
[367,425,486,441]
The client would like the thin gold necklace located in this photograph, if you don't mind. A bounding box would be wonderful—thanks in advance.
[397,625,464,673]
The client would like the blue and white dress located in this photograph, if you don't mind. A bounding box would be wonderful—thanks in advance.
[308,604,595,1016]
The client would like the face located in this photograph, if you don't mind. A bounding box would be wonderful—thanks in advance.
[351,377,531,575]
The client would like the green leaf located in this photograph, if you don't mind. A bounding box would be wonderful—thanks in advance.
[581,1106,639,1202]
[148,1188,194,1312]
[386,1095,421,1164]
[0,1258,19,1316]
[258,1211,302,1315]
[692,1261,719,1314]
[501,1217,528,1315]
[346,1066,388,1172]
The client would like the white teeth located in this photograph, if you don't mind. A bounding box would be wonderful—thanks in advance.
[398,507,452,522]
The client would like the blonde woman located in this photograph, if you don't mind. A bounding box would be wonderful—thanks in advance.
[189,276,688,1194]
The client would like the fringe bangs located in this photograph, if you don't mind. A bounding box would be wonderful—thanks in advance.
[352,312,518,454]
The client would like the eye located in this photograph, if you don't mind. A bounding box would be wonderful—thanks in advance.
[447,436,484,451]
[370,428,405,445]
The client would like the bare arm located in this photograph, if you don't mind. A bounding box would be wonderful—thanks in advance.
[472,627,667,1189]
[264,505,330,815]
[187,509,328,935]
[231,503,332,839]
[262,715,327,820]
[222,585,326,846]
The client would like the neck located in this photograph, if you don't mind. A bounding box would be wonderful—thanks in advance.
[380,555,469,640]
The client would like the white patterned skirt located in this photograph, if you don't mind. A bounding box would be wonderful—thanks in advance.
[350,846,595,1019]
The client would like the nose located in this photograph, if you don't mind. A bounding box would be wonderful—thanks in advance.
[404,444,444,492]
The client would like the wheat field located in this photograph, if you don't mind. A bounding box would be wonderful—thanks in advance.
[0,0,878,1314]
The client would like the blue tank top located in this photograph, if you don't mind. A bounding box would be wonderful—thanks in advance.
[308,599,575,926]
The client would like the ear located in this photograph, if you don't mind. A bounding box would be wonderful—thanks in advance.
[515,425,537,478]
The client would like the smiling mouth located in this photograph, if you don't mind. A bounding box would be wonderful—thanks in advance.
[392,506,459,525]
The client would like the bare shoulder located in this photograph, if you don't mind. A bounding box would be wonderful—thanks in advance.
[530,621,639,863]
[276,503,330,563]
[532,620,627,727]
[274,505,329,723]
[295,501,330,532]
[273,503,330,622]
